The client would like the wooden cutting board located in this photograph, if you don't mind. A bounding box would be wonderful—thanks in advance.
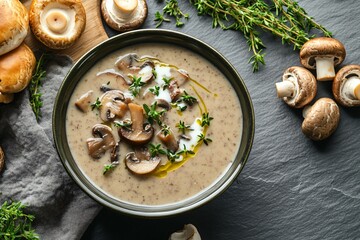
[23,0,109,61]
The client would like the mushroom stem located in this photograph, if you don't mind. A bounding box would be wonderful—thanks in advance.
[128,103,145,131]
[342,76,360,100]
[275,80,295,98]
[302,105,312,118]
[315,56,335,81]
[113,0,138,16]
[45,10,69,34]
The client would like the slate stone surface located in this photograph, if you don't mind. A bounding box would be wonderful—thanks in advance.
[83,0,360,239]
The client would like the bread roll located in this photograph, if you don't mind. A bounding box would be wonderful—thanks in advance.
[29,0,86,49]
[0,0,29,56]
[0,43,36,93]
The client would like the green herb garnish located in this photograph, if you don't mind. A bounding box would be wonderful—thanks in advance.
[178,91,197,106]
[91,97,102,110]
[114,120,132,130]
[166,149,181,162]
[156,0,189,27]
[129,76,145,97]
[0,201,40,240]
[143,102,166,125]
[149,143,167,157]
[162,77,172,90]
[156,0,331,71]
[29,53,48,122]
[177,144,195,156]
[103,163,117,175]
[154,11,171,28]
[201,112,214,127]
[160,124,171,136]
[176,120,192,134]
[197,133,213,146]
[149,85,160,96]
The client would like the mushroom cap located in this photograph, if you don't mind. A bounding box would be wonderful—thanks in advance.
[0,0,29,56]
[116,53,155,83]
[281,66,317,108]
[0,43,36,93]
[169,224,202,240]
[119,103,154,145]
[86,124,116,159]
[125,151,160,175]
[0,146,5,173]
[300,37,346,69]
[332,64,360,107]
[101,0,148,32]
[29,0,86,49]
[99,90,128,122]
[301,98,340,141]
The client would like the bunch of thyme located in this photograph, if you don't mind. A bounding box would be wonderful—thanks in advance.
[155,0,332,71]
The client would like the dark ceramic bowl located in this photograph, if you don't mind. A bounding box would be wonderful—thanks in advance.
[53,29,254,217]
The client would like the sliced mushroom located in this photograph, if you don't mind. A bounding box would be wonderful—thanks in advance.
[169,224,202,240]
[275,66,317,108]
[300,37,346,81]
[115,53,155,83]
[101,0,148,32]
[97,69,133,86]
[170,68,190,87]
[119,103,154,145]
[332,65,360,107]
[157,128,179,152]
[157,99,171,111]
[86,124,116,159]
[301,98,340,141]
[125,147,160,175]
[29,0,86,49]
[75,90,94,112]
[99,90,128,122]
[168,80,183,101]
[0,146,5,173]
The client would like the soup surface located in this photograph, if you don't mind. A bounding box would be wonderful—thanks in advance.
[66,43,243,205]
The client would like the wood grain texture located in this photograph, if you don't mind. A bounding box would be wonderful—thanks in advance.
[23,0,108,61]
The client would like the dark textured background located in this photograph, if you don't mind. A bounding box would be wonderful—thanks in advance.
[82,1,360,239]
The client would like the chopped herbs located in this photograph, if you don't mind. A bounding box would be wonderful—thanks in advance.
[152,69,158,79]
[178,91,197,106]
[162,77,172,90]
[177,144,195,156]
[0,201,40,240]
[197,133,213,146]
[160,124,171,136]
[154,11,171,28]
[91,97,102,110]
[114,120,132,130]
[149,143,167,157]
[103,163,117,175]
[29,53,48,122]
[176,120,192,134]
[201,112,214,127]
[143,102,166,125]
[149,85,160,96]
[129,76,145,97]
[166,149,181,162]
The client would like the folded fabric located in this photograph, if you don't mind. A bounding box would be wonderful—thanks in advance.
[0,55,101,239]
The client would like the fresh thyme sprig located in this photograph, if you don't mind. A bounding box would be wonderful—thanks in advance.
[201,112,214,127]
[91,97,102,110]
[177,144,195,156]
[155,0,189,27]
[143,101,166,125]
[176,120,192,134]
[149,85,160,96]
[29,53,48,122]
[103,163,117,175]
[114,119,132,130]
[197,133,212,146]
[149,143,167,157]
[129,76,145,97]
[156,0,331,72]
[177,91,197,106]
[0,201,40,240]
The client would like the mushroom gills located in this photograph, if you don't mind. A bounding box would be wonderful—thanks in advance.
[342,76,360,100]
[99,90,128,122]
[315,56,336,81]
[86,124,116,159]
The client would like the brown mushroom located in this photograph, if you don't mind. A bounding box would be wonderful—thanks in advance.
[29,0,86,49]
[332,65,360,107]
[0,0,29,56]
[0,43,36,94]
[275,66,317,108]
[300,37,346,81]
[86,124,116,159]
[99,90,128,122]
[169,224,202,240]
[115,53,155,83]
[125,148,161,175]
[157,128,179,152]
[0,146,5,173]
[101,0,148,32]
[75,90,94,112]
[119,103,154,145]
[301,98,340,141]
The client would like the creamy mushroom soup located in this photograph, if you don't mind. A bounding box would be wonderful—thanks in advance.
[66,43,243,205]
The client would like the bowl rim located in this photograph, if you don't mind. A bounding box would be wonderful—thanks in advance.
[53,29,255,217]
